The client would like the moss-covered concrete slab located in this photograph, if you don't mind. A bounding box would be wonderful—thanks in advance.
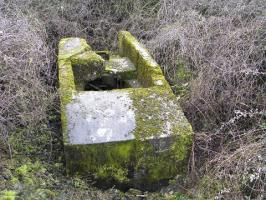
[58,38,91,60]
[104,56,137,80]
[66,88,190,143]
[58,31,193,188]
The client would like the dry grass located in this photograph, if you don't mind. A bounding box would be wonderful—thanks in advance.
[0,11,56,156]
[146,1,265,198]
[0,0,265,199]
[149,0,265,130]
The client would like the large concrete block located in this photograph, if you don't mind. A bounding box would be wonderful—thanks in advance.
[58,32,193,188]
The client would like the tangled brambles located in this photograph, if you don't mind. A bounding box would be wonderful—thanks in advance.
[0,11,56,156]
[0,0,265,199]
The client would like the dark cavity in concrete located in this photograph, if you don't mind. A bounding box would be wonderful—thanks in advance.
[84,74,128,91]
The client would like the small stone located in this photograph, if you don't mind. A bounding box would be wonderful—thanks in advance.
[2,168,12,180]
[127,188,142,196]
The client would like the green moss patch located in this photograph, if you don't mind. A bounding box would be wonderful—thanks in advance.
[58,59,76,143]
[64,140,135,183]
[129,87,192,182]
[0,190,16,200]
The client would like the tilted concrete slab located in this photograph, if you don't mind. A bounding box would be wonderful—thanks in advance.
[58,32,193,187]
[104,56,137,79]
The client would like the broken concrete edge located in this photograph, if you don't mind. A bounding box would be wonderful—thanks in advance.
[95,50,110,60]
[105,55,137,75]
[104,67,137,80]
[104,66,137,80]
[118,31,170,90]
[104,56,137,80]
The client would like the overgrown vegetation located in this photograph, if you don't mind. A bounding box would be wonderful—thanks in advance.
[0,0,265,199]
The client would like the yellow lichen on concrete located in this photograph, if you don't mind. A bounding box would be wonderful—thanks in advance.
[58,37,91,60]
[118,31,171,89]
[58,59,76,143]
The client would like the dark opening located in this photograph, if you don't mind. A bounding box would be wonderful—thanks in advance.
[92,174,170,192]
[84,74,128,91]
[95,51,110,60]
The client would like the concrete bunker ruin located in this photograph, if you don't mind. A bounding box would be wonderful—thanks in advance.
[58,31,193,189]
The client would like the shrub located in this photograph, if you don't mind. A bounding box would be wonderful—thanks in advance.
[145,0,266,198]
[0,11,56,155]
[1,0,265,198]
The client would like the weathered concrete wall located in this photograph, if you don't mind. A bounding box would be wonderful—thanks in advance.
[118,31,169,89]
